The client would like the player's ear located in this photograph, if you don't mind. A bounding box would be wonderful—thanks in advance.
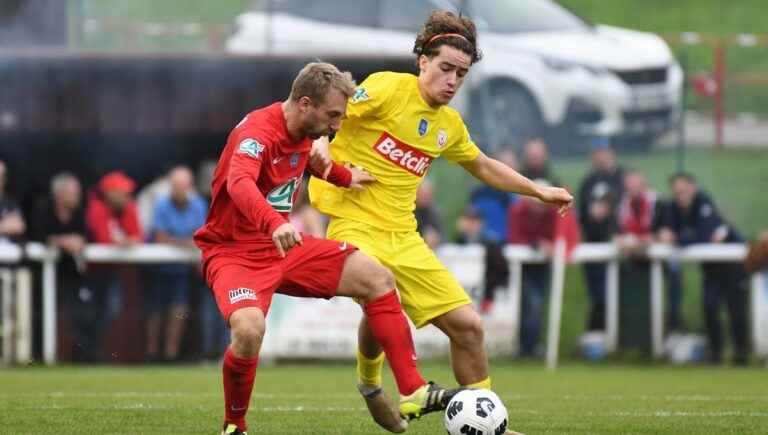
[418,54,429,74]
[298,96,313,112]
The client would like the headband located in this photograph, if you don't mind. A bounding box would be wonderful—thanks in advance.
[425,32,470,46]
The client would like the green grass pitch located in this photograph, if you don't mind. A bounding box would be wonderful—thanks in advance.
[1,360,766,434]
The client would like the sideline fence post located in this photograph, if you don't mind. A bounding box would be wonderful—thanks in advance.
[546,238,567,371]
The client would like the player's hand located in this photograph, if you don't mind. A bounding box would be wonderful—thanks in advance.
[348,166,376,191]
[272,222,303,258]
[537,186,573,216]
[310,136,332,179]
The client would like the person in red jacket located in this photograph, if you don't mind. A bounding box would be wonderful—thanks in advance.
[86,171,143,244]
[508,178,579,357]
[85,171,143,361]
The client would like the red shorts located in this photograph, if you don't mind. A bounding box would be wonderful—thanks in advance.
[204,236,357,322]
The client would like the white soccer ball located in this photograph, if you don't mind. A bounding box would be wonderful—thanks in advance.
[444,389,509,435]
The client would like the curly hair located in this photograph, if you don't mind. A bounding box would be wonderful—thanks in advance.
[413,11,482,65]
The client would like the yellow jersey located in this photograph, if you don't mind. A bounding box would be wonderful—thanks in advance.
[308,71,480,232]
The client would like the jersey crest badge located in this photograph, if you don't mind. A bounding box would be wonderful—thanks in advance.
[237,138,265,159]
[437,129,448,148]
[290,152,300,168]
[351,87,369,103]
[418,118,428,136]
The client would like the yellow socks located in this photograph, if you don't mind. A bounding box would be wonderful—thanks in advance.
[465,377,492,390]
[357,349,385,388]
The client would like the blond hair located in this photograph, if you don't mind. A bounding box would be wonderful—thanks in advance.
[290,62,356,105]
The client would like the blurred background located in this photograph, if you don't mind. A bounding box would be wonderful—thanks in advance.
[0,0,766,367]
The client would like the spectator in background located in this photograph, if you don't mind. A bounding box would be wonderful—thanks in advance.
[616,169,662,252]
[519,138,561,186]
[414,177,443,248]
[659,173,749,365]
[87,171,142,246]
[508,179,559,357]
[616,170,684,332]
[455,205,509,314]
[468,148,518,242]
[0,160,26,243]
[578,139,623,332]
[146,166,208,362]
[86,171,143,342]
[30,173,94,361]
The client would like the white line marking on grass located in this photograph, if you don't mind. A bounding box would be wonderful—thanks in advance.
[612,411,768,418]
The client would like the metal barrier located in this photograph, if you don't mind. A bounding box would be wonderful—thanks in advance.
[0,242,763,366]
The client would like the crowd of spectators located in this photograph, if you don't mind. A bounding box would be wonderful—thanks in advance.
[413,139,757,365]
[0,159,230,363]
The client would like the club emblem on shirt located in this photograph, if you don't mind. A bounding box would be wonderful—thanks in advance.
[418,118,428,137]
[437,129,448,148]
[237,138,265,159]
[351,87,370,103]
[290,153,300,168]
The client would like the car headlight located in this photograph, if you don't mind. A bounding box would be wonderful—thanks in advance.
[542,57,605,76]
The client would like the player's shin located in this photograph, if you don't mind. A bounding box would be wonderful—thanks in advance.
[222,347,259,431]
[362,290,426,396]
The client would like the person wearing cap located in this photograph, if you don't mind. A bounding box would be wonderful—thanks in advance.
[577,138,623,332]
[85,170,144,359]
[87,170,143,245]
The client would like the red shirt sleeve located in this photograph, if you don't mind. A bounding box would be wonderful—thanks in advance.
[307,161,352,188]
[226,133,287,235]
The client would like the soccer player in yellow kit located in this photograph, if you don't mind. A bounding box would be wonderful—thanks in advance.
[309,11,573,431]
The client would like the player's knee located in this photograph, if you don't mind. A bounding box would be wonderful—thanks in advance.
[230,312,265,355]
[367,264,396,299]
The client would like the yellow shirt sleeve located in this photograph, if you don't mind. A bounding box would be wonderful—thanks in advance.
[441,114,481,163]
[346,72,398,120]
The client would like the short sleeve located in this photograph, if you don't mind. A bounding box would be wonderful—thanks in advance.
[441,117,481,163]
[345,72,397,120]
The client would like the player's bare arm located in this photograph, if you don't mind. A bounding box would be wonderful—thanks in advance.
[460,151,573,215]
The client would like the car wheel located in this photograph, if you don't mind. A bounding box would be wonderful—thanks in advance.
[469,82,543,152]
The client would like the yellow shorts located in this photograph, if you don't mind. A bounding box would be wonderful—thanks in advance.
[327,218,471,328]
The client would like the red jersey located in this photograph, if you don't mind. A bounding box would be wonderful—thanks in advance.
[194,102,350,262]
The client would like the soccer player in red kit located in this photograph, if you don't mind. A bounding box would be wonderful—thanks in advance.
[194,63,459,435]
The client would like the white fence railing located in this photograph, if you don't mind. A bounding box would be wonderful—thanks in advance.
[0,242,765,366]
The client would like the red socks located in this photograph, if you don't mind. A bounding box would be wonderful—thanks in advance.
[363,290,426,396]
[223,347,259,431]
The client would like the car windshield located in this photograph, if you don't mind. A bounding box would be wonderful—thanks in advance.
[458,0,589,33]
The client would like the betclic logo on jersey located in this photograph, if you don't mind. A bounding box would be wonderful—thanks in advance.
[373,132,433,177]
